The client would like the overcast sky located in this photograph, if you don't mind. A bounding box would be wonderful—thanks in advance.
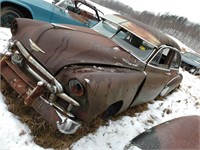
[116,0,199,24]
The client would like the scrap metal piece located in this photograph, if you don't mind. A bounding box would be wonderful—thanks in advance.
[56,110,81,134]
[24,81,47,105]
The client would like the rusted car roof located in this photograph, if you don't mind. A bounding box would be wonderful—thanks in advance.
[102,14,180,49]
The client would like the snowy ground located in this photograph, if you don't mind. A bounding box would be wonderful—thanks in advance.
[0,1,200,149]
[0,24,200,150]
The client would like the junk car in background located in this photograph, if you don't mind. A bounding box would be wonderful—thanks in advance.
[0,14,182,134]
[0,0,101,28]
[181,52,200,75]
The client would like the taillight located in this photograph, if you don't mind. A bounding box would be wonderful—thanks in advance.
[68,79,84,97]
[10,19,18,36]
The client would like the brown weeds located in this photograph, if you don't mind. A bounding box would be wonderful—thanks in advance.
[0,78,148,149]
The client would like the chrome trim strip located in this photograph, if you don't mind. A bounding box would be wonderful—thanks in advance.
[15,41,80,107]
[51,23,76,31]
[148,64,170,71]
[166,75,181,85]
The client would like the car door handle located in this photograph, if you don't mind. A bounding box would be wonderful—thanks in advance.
[165,72,171,75]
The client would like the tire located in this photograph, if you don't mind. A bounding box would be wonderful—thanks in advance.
[1,6,25,28]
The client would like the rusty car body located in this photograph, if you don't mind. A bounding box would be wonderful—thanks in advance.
[124,115,200,150]
[0,0,101,28]
[0,14,183,134]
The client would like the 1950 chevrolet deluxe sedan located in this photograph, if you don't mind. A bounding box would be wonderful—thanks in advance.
[0,14,183,134]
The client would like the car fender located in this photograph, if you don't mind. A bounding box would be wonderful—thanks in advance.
[1,0,34,16]
[160,73,183,97]
[57,67,146,123]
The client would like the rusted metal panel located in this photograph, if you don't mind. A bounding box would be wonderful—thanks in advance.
[102,14,180,49]
[1,57,32,99]
[57,66,146,123]
[121,21,161,47]
[101,14,161,46]
[24,82,47,105]
[31,97,62,128]
[13,18,144,75]
[1,56,62,129]
[130,64,170,107]
[126,115,200,150]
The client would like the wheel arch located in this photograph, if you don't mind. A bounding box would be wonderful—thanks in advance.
[1,2,33,18]
[101,101,123,119]
[160,73,183,97]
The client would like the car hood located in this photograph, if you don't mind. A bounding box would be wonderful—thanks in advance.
[182,55,200,68]
[12,18,143,75]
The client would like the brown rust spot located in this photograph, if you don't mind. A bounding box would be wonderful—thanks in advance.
[24,82,47,106]
[122,21,161,46]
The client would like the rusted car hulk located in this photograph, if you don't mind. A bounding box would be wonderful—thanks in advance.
[0,14,182,134]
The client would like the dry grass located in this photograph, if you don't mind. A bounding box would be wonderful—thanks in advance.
[0,78,148,149]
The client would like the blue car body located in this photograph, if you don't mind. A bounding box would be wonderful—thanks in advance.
[0,0,99,27]
[181,52,200,75]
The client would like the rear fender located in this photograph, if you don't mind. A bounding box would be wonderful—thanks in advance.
[160,73,183,97]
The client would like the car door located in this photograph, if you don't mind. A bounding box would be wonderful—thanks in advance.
[50,0,98,27]
[50,0,85,26]
[130,46,174,107]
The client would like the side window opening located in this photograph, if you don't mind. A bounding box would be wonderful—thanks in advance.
[170,51,181,69]
[150,48,172,69]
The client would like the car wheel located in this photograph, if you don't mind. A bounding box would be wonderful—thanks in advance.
[1,6,24,28]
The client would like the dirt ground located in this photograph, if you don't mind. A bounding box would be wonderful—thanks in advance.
[0,78,148,149]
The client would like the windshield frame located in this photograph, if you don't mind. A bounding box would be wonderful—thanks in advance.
[93,19,156,61]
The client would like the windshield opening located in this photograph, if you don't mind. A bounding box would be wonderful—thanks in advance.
[93,20,155,61]
[93,19,119,37]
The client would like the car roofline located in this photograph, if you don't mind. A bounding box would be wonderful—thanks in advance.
[101,14,180,50]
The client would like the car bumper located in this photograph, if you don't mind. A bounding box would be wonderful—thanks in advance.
[0,42,81,134]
